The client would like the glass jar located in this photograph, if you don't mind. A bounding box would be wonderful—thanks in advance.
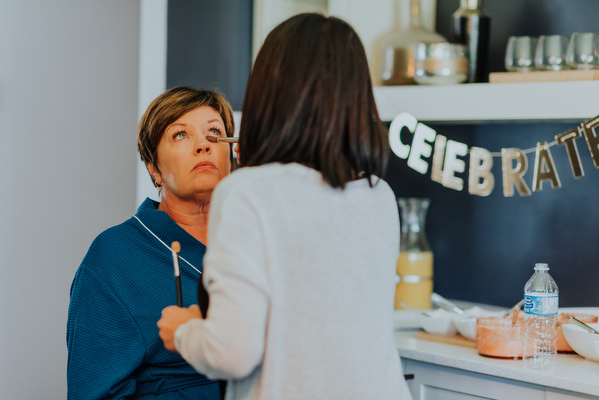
[380,0,446,85]
[395,197,434,309]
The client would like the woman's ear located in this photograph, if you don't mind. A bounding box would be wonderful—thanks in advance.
[147,163,162,187]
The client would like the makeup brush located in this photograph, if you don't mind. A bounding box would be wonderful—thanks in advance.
[206,136,239,143]
[171,241,183,307]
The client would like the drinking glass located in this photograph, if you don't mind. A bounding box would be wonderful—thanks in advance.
[505,36,538,72]
[535,35,570,71]
[566,32,599,69]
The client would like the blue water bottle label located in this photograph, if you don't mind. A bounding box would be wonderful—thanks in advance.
[524,294,558,315]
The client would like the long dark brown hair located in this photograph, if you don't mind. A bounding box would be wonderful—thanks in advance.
[239,13,388,188]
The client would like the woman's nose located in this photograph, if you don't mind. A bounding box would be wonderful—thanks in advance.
[196,137,212,154]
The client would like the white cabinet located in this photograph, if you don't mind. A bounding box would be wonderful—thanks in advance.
[402,359,598,400]
[403,359,544,400]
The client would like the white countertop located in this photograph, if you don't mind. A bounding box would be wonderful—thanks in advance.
[394,309,599,397]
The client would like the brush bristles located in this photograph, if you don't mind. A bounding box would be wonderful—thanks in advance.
[171,241,181,253]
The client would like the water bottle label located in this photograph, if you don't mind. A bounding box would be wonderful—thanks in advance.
[524,294,558,315]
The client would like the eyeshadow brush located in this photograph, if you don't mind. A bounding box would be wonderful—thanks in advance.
[206,136,239,143]
[171,241,183,307]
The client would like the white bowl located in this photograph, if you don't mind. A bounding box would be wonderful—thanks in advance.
[562,323,599,362]
[451,306,505,341]
[418,309,456,336]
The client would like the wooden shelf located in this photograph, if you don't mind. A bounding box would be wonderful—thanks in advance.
[489,70,599,84]
[373,80,599,123]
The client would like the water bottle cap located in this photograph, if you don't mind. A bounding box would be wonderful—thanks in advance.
[534,263,549,271]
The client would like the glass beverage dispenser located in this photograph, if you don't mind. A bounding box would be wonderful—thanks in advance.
[395,197,434,309]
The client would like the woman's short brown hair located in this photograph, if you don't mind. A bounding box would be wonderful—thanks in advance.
[239,13,388,188]
[137,86,235,187]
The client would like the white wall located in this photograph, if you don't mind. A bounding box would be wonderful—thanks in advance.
[0,1,140,398]
[252,0,328,61]
[136,0,167,206]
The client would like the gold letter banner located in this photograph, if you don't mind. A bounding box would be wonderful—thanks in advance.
[388,113,599,197]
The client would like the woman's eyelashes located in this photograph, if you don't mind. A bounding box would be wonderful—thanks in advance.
[173,130,187,140]
[207,127,223,137]
[172,127,223,141]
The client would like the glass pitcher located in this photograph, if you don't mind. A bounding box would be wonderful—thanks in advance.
[395,197,434,310]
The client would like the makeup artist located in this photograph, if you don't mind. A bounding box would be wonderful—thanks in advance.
[158,14,413,400]
[67,87,235,399]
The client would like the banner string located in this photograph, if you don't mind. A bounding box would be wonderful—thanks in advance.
[486,140,558,157]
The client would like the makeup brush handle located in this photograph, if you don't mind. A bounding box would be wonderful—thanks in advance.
[217,137,239,143]
[175,276,183,307]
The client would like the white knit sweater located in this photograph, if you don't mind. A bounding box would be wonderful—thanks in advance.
[175,163,412,400]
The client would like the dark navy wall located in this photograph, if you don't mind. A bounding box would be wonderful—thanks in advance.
[384,122,599,308]
[167,0,253,110]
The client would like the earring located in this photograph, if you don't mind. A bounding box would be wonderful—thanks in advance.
[153,174,163,188]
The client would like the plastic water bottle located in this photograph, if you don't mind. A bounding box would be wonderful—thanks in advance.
[523,263,559,370]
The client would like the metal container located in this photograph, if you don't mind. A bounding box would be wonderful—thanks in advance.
[451,0,491,83]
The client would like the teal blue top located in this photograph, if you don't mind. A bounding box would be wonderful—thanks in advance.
[67,198,221,399]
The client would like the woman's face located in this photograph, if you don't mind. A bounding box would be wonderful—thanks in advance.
[150,106,231,201]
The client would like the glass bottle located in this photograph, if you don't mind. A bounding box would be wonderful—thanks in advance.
[380,0,446,85]
[451,0,491,83]
[395,198,434,310]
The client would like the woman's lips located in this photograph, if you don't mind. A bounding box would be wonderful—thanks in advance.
[192,161,217,171]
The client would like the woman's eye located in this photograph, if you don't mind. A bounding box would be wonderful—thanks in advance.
[174,132,187,140]
[208,128,222,136]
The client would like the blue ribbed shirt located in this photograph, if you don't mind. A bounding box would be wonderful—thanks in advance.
[67,198,221,399]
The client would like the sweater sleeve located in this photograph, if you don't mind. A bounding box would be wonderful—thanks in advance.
[175,180,269,380]
[67,263,146,399]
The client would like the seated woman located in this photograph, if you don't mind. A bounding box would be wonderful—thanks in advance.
[67,87,235,399]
